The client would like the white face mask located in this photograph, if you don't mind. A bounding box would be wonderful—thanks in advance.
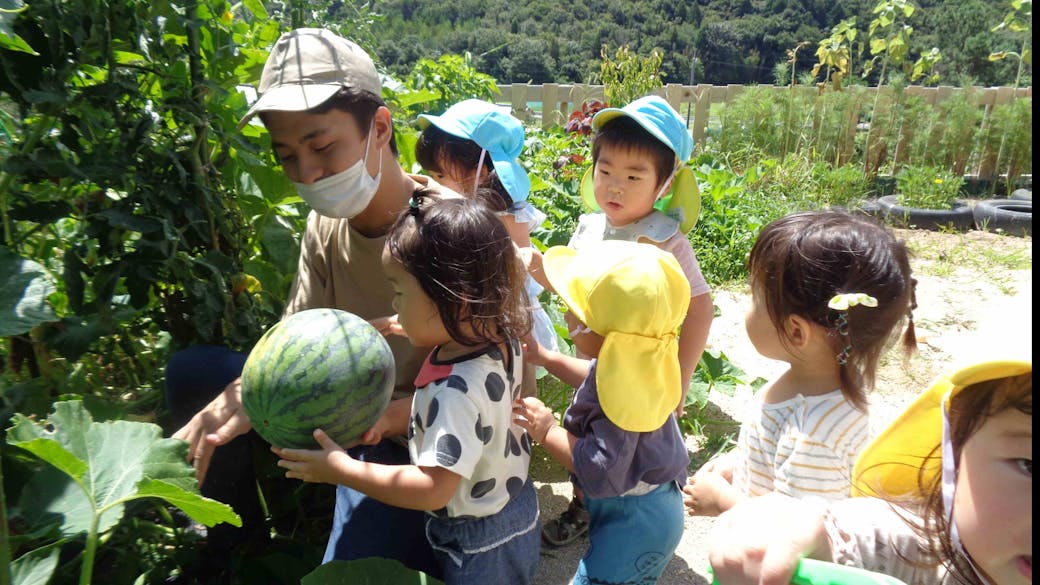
[293,123,382,218]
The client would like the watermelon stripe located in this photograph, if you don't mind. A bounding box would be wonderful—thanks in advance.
[241,309,395,448]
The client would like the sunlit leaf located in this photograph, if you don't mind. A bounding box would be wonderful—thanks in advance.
[0,248,57,336]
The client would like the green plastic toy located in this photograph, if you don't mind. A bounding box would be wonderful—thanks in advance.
[709,557,909,585]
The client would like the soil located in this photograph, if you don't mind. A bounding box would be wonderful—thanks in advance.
[529,227,1033,585]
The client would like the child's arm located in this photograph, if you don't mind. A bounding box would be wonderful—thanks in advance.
[677,292,714,417]
[498,213,534,248]
[683,468,745,517]
[708,492,831,585]
[517,246,553,292]
[524,337,590,389]
[272,429,459,511]
[513,396,577,472]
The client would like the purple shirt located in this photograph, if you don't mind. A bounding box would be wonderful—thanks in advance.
[563,360,690,499]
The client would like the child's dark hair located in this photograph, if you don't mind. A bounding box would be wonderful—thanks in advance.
[747,210,917,409]
[916,371,1032,584]
[415,124,512,212]
[386,194,530,346]
[267,86,400,157]
[592,116,675,191]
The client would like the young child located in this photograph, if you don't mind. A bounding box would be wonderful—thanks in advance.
[708,359,1031,585]
[415,98,558,399]
[530,94,714,546]
[684,209,917,517]
[513,240,691,584]
[273,196,540,584]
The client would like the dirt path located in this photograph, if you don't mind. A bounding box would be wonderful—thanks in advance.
[530,228,1033,584]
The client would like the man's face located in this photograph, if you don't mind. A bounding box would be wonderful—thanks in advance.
[263,109,372,184]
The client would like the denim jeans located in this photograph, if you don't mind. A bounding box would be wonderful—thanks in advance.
[575,481,684,585]
[323,440,441,578]
[425,478,541,585]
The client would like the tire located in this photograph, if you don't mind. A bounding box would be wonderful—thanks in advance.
[877,195,975,232]
[972,199,1032,237]
[854,199,883,219]
[1011,189,1032,201]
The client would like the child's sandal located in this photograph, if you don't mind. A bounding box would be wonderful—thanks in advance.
[540,497,590,547]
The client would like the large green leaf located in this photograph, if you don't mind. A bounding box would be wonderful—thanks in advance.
[302,559,445,585]
[0,247,57,336]
[11,546,60,585]
[6,400,240,538]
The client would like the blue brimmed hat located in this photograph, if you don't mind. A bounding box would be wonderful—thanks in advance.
[417,99,531,204]
[580,95,700,233]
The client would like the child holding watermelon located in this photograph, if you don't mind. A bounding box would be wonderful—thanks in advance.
[513,240,691,585]
[414,98,559,399]
[274,196,541,584]
[168,28,463,579]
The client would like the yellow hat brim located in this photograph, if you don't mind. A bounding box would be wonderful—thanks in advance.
[580,166,700,234]
[851,359,1032,498]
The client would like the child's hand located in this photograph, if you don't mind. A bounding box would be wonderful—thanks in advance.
[517,246,553,292]
[512,396,557,443]
[683,469,737,517]
[369,314,404,337]
[708,492,829,585]
[272,429,351,484]
[520,334,548,367]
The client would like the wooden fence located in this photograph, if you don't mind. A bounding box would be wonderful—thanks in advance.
[495,83,1033,181]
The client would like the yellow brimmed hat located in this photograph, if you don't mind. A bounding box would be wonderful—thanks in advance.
[579,95,700,233]
[542,241,691,432]
[852,359,1032,498]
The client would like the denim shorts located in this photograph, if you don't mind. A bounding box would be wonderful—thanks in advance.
[425,478,541,585]
[323,440,441,579]
[575,481,684,585]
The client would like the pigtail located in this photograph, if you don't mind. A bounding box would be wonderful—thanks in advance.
[901,277,919,357]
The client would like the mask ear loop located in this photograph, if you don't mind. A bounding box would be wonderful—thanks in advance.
[473,149,487,195]
[941,390,993,585]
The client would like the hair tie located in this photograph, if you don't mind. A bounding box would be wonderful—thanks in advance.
[408,193,423,216]
[827,292,878,365]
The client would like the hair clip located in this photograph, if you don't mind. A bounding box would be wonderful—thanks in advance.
[827,293,878,311]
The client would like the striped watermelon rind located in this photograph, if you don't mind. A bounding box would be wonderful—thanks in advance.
[241,308,395,449]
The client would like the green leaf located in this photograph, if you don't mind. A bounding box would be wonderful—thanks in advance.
[136,479,241,527]
[6,401,242,538]
[870,38,888,55]
[241,0,268,19]
[11,546,60,585]
[302,559,446,585]
[0,248,58,336]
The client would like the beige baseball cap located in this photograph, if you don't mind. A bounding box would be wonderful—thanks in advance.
[237,28,382,130]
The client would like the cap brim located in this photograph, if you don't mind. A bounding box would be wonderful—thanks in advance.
[542,246,590,326]
[490,155,531,203]
[591,108,679,159]
[580,165,700,234]
[237,84,342,131]
[852,359,1032,498]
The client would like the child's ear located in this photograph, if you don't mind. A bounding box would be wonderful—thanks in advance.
[784,315,814,348]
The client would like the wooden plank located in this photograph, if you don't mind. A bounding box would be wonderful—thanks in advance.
[541,83,559,130]
[692,84,711,152]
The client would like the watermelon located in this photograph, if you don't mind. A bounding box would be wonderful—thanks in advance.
[241,308,395,449]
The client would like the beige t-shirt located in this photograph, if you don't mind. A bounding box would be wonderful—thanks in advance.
[283,174,457,400]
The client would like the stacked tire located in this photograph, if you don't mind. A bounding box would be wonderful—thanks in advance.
[876,195,975,232]
[972,198,1032,237]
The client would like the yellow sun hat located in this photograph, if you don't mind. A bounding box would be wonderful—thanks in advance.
[851,359,1032,498]
[542,240,691,432]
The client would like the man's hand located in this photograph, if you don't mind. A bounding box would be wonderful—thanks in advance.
[171,378,252,486]
[369,314,405,338]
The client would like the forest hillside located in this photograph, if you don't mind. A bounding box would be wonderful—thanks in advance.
[357,0,1026,87]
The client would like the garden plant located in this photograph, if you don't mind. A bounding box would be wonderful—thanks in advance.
[0,0,1033,583]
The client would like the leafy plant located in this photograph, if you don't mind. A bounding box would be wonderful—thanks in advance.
[302,558,444,584]
[679,349,766,436]
[895,165,965,208]
[5,400,239,585]
[598,45,663,107]
[988,0,1033,89]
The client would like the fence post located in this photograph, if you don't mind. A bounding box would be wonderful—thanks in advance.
[692,84,712,153]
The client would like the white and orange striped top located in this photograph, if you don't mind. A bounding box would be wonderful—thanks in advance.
[731,389,867,501]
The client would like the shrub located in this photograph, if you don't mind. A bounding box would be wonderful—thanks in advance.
[895,165,965,208]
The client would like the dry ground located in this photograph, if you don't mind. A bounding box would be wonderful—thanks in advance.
[530,227,1033,584]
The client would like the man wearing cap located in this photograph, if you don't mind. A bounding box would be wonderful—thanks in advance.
[168,27,457,578]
